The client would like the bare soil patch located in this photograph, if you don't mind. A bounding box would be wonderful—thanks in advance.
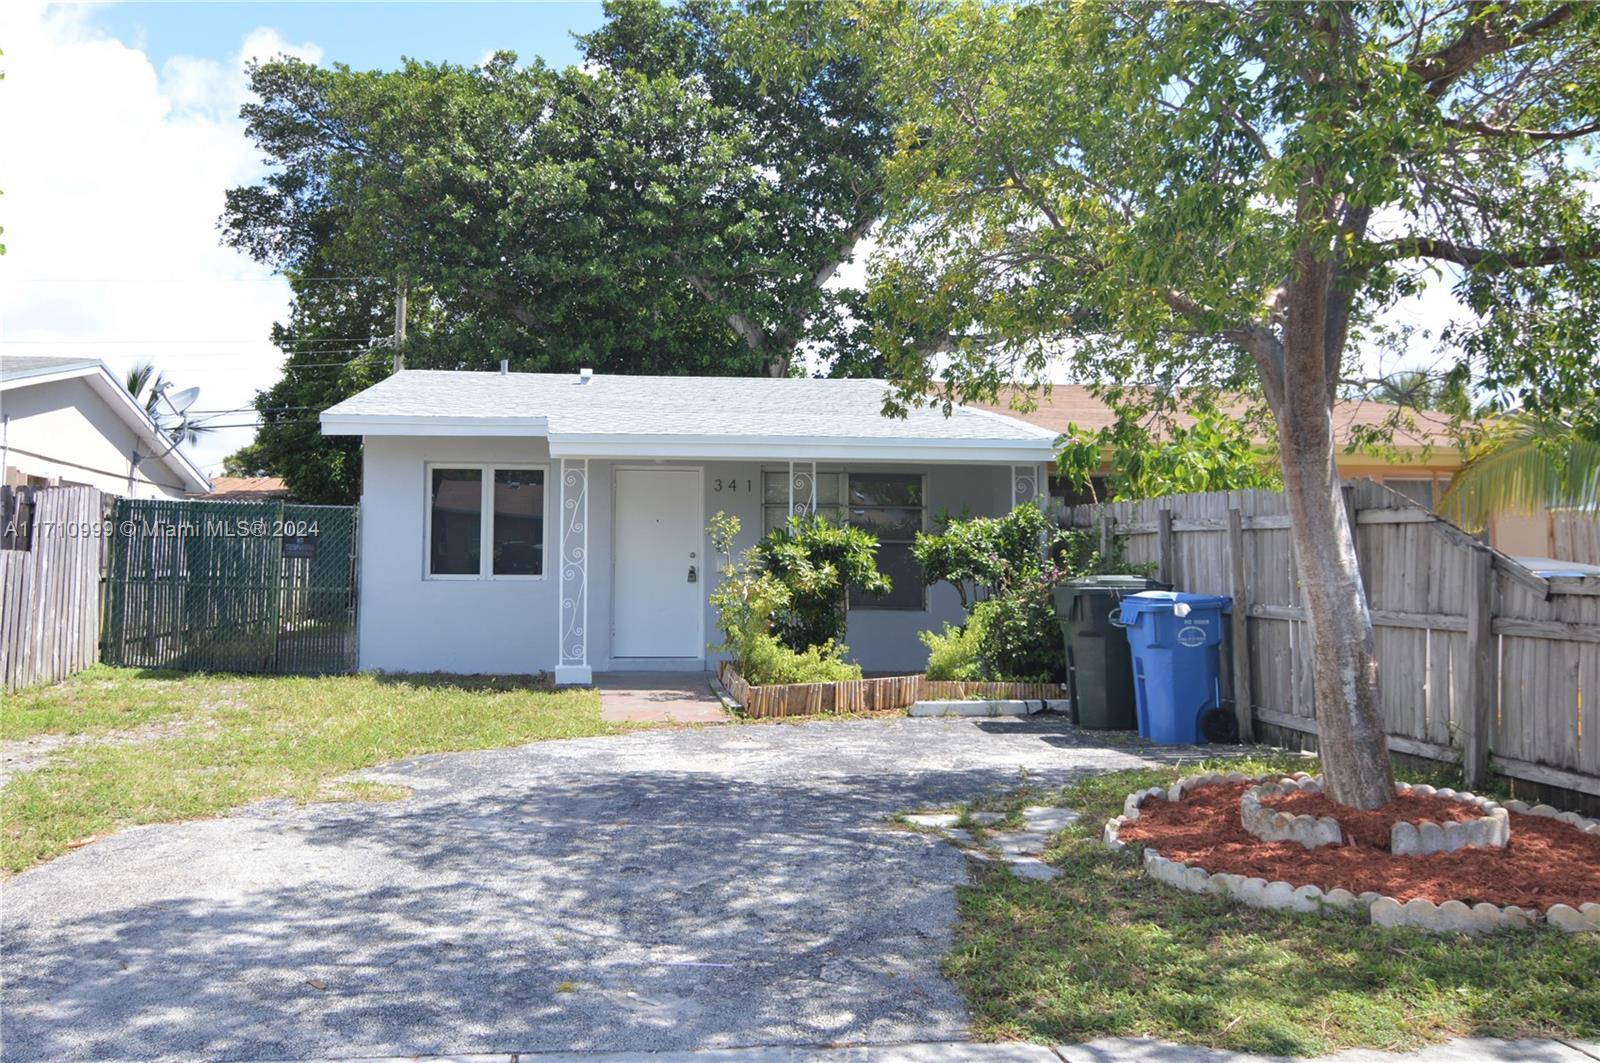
[1117,780,1600,910]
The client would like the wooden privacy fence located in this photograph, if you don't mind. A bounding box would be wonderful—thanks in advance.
[717,661,1065,718]
[1,485,111,691]
[1065,480,1600,801]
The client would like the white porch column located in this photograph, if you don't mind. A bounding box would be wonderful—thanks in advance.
[1011,463,1044,510]
[787,460,817,519]
[555,458,591,684]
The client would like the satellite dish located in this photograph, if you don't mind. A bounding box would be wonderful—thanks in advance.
[165,387,201,414]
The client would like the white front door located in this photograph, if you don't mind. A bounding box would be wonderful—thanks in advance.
[612,468,703,658]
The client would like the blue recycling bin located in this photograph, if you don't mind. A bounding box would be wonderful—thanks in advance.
[1116,591,1231,744]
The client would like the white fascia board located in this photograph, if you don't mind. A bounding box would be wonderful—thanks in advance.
[547,434,1057,464]
[320,413,551,437]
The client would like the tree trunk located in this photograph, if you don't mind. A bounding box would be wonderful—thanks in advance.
[1276,269,1395,810]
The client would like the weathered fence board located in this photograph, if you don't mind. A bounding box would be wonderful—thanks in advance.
[1065,480,1600,801]
[1,486,109,691]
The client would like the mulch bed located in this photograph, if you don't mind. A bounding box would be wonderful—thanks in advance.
[1259,789,1483,850]
[1118,780,1600,910]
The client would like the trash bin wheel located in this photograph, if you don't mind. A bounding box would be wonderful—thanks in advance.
[1199,708,1239,745]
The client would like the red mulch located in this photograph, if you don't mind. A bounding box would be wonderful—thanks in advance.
[1117,781,1600,910]
[1260,789,1483,850]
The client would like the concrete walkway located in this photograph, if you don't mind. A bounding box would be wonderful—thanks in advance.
[236,1035,1600,1062]
[596,670,729,723]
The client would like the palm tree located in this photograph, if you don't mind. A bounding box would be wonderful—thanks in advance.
[123,360,209,446]
[1437,416,1600,529]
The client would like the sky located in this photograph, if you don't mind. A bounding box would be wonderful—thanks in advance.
[0,1,606,475]
[0,1,1457,481]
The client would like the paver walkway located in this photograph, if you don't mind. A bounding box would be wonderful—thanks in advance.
[596,670,729,723]
[2,715,1172,1062]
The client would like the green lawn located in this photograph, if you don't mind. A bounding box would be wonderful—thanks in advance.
[947,755,1600,1056]
[1,666,628,873]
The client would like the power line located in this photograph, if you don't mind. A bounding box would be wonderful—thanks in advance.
[1,337,383,345]
[1,276,384,284]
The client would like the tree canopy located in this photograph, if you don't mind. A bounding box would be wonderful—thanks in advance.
[859,0,1600,807]
[223,0,892,500]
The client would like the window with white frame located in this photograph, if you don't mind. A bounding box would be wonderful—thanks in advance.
[427,464,546,578]
[759,469,926,610]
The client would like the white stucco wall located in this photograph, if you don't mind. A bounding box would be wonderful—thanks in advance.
[357,435,1022,676]
[1,377,191,498]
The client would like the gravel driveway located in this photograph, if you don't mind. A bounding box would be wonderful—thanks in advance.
[1,715,1172,1062]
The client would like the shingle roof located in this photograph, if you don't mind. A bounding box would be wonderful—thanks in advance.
[192,476,289,500]
[324,371,1057,454]
[0,355,101,383]
[975,385,1457,449]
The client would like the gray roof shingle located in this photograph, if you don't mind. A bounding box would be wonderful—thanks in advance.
[324,370,1057,446]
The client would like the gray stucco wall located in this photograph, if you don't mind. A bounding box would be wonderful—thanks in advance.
[357,435,1021,675]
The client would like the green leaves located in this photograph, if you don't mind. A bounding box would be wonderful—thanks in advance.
[864,0,1600,425]
[754,515,890,651]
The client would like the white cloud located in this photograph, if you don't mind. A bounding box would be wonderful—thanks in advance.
[0,3,322,474]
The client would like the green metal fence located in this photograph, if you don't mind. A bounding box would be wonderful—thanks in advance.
[103,498,358,675]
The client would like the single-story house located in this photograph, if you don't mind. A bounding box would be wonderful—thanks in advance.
[321,370,1056,680]
[0,356,210,498]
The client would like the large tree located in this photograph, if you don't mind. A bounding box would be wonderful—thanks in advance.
[864,1,1600,807]
[223,0,890,379]
[223,1,891,500]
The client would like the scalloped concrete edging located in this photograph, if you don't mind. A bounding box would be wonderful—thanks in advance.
[1102,776,1600,935]
[1387,782,1510,854]
[1241,777,1342,849]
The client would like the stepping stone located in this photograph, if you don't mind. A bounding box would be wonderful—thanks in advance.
[967,811,1007,826]
[994,832,1050,857]
[904,813,962,829]
[1006,857,1059,881]
[1021,805,1079,832]
[943,828,975,845]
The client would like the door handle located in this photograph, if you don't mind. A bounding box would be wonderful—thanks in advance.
[687,565,698,583]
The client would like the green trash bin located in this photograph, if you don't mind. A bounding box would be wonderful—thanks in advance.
[1053,575,1170,729]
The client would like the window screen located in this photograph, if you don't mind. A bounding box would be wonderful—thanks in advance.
[492,468,544,575]
[848,473,925,610]
[430,468,483,575]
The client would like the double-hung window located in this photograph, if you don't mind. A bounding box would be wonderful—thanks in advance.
[759,469,926,611]
[846,473,925,610]
[427,464,546,578]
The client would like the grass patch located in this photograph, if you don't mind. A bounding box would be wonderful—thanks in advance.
[1,666,630,873]
[947,754,1598,1055]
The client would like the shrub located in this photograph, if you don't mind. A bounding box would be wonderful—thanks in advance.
[739,633,862,685]
[913,503,1094,606]
[754,515,889,651]
[919,611,987,681]
[707,511,864,686]
[973,569,1065,682]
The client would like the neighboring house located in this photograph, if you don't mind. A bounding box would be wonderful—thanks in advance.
[190,476,290,502]
[321,370,1056,679]
[0,356,210,498]
[979,386,1595,558]
[977,385,1462,509]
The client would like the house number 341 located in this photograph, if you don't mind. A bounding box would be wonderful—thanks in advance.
[712,478,752,493]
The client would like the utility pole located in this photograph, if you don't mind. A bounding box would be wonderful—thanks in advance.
[392,283,408,374]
